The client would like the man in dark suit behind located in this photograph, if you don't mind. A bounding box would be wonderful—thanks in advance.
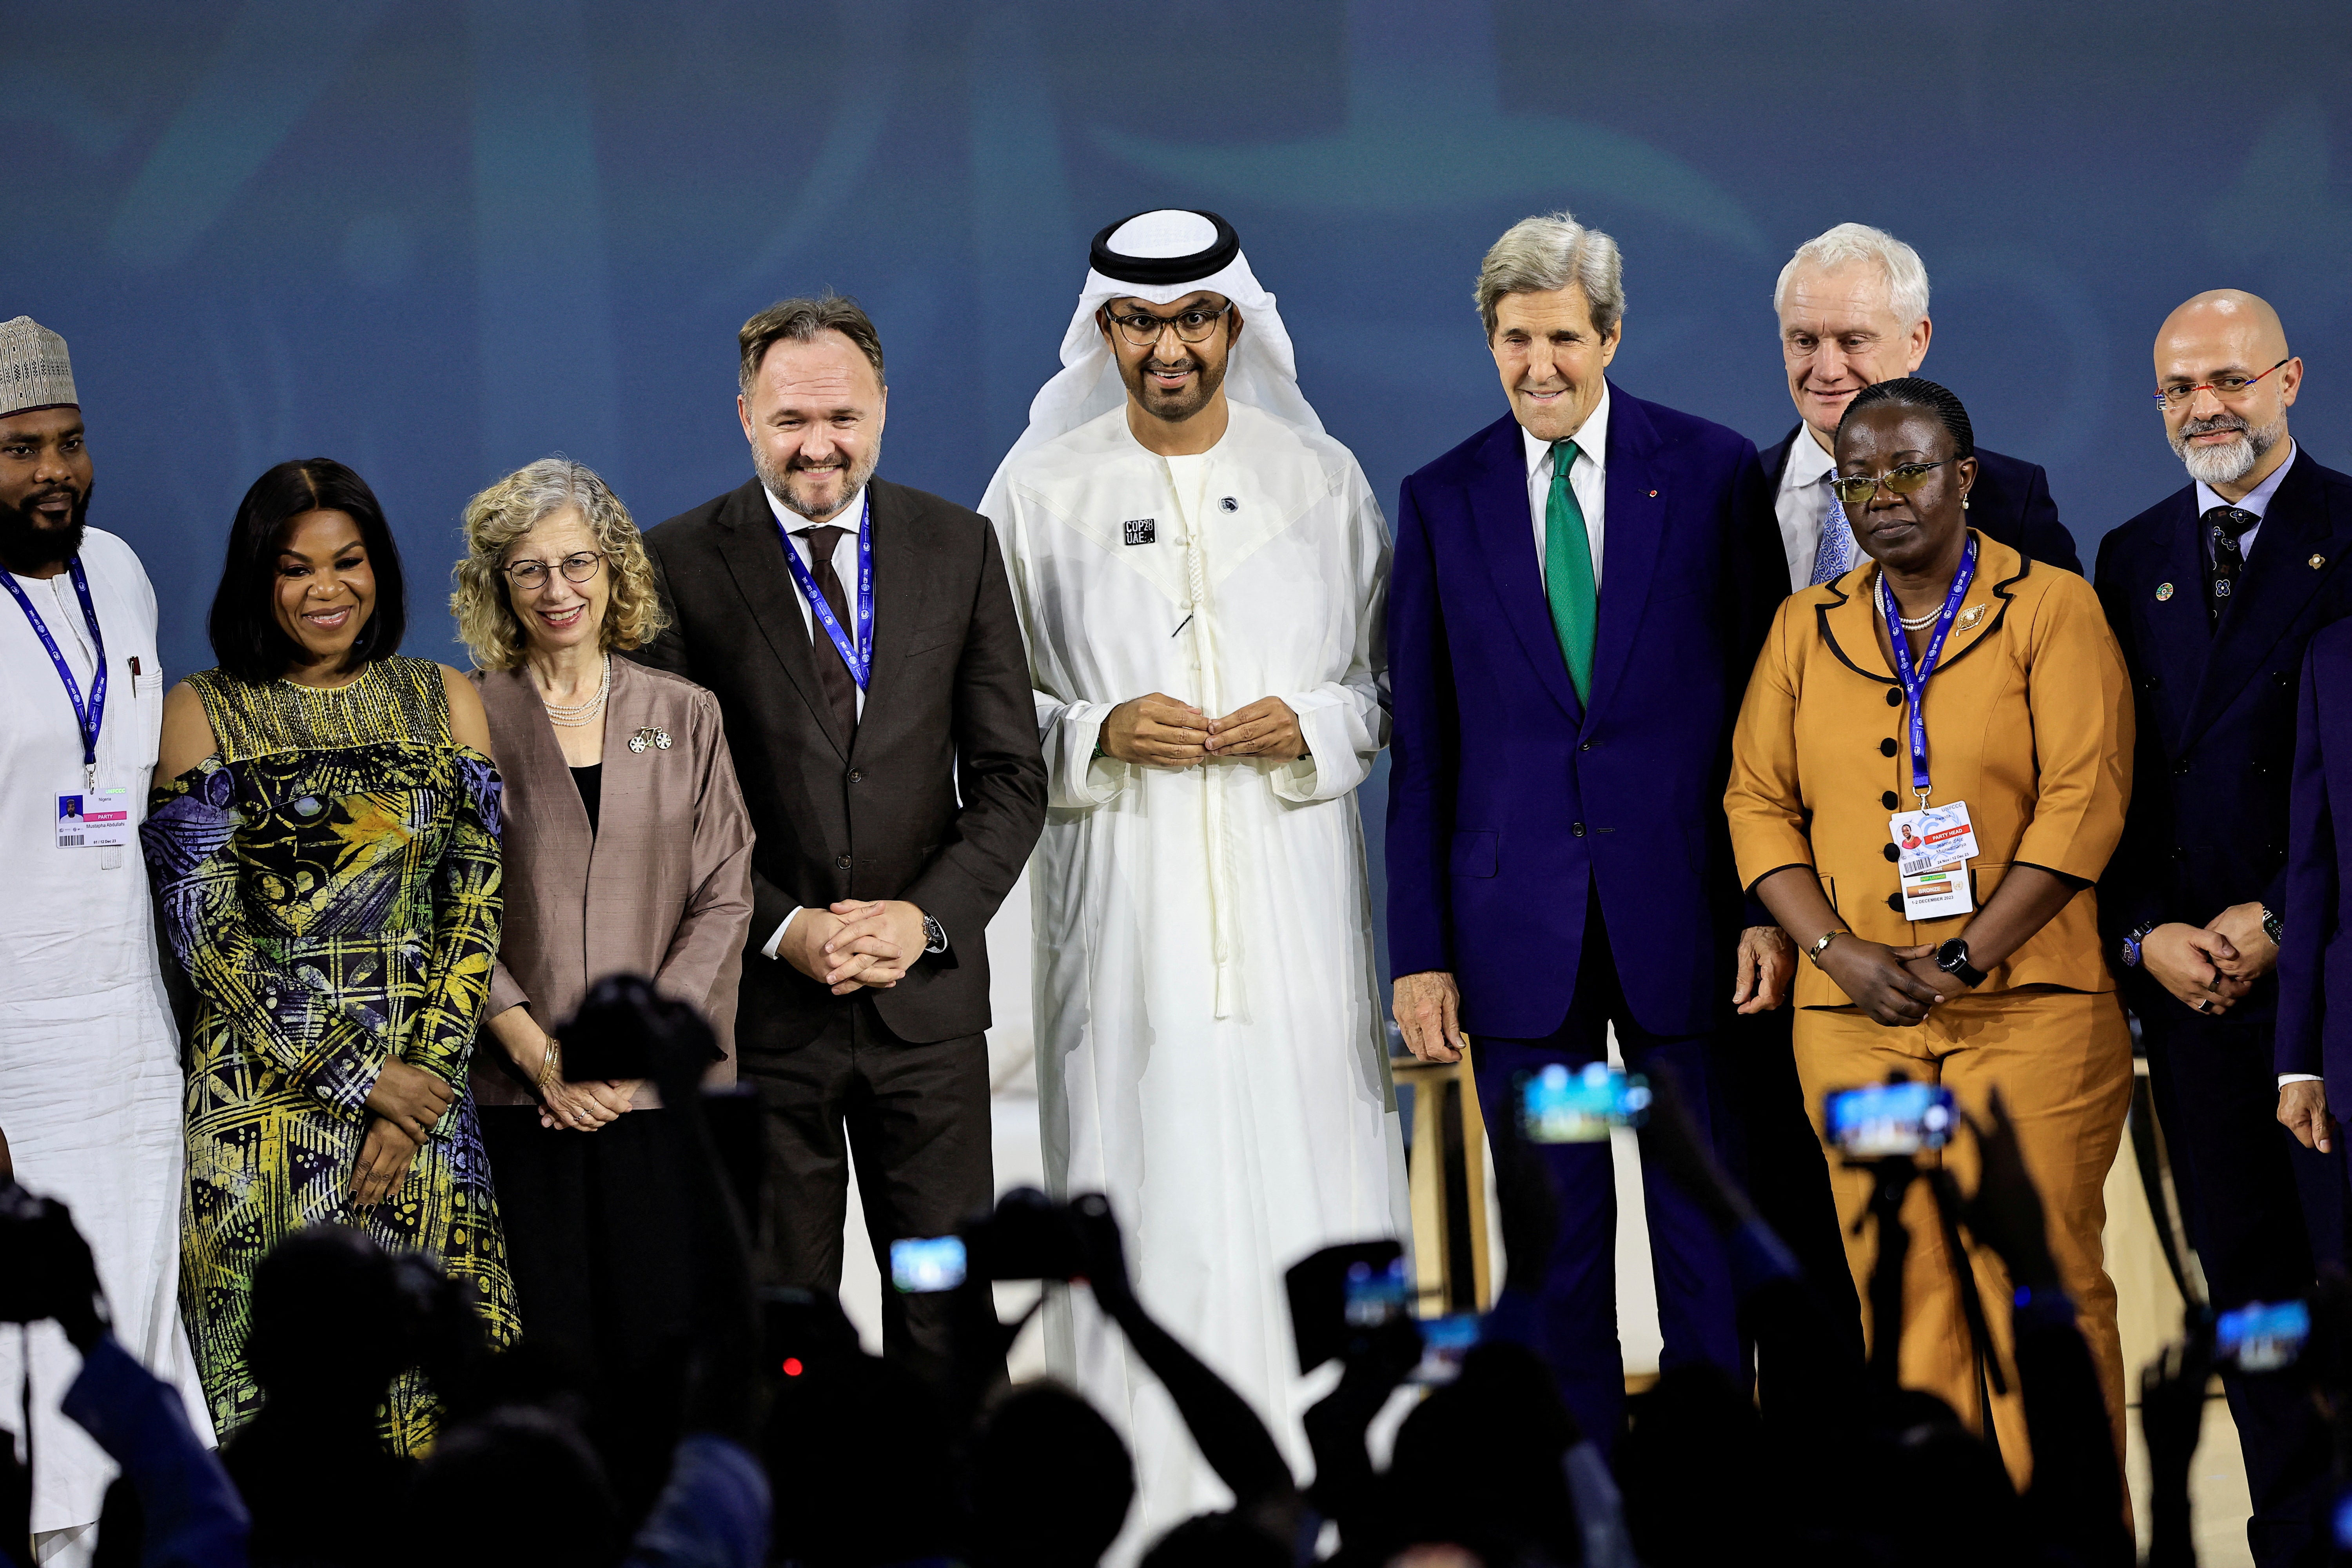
[1388,211,1793,1448]
[1762,222,2080,588]
[2098,288,2351,1568]
[633,295,1046,1378]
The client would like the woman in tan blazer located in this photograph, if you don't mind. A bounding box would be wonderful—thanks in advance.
[1724,378,2134,1471]
[450,458,754,1394]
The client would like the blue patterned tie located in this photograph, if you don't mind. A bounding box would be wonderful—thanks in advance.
[1808,492,1856,587]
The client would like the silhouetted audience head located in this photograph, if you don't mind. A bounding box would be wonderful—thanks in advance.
[245,1226,416,1414]
[1140,1511,1291,1568]
[1617,1364,1771,1565]
[1387,1342,1580,1566]
[966,1383,1134,1568]
[411,1406,622,1568]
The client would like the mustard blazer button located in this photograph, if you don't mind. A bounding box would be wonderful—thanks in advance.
[1886,688,1904,706]
[1880,738,1899,757]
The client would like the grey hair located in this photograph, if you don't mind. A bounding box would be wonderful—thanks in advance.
[450,456,666,671]
[1773,223,1931,326]
[1475,211,1625,339]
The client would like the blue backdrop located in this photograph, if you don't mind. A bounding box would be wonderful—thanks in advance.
[16,0,2352,980]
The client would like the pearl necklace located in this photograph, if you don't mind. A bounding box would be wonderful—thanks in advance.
[540,653,610,728]
[1878,570,1946,631]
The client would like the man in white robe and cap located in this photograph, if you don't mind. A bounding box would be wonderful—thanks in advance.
[981,211,1409,1546]
[0,316,210,1564]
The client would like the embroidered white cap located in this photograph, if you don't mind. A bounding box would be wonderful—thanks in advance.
[0,317,78,418]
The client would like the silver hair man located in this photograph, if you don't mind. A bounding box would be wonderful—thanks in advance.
[1476,211,1624,339]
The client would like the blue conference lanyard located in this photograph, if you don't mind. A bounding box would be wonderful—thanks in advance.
[1877,535,1978,806]
[777,492,874,690]
[3,558,108,791]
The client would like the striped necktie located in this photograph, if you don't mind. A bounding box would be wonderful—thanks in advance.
[1544,439,1597,701]
[1808,490,1856,587]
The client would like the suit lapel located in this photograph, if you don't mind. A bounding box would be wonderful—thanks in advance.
[713,479,850,761]
[2184,458,2344,747]
[1459,414,1582,724]
[1584,389,1666,726]
[478,663,593,886]
[854,480,930,757]
[582,658,648,979]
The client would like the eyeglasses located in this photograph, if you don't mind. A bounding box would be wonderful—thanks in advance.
[503,552,604,590]
[1102,302,1232,350]
[1828,460,1954,508]
[2153,356,2291,408]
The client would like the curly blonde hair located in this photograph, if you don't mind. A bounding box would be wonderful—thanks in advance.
[450,458,666,671]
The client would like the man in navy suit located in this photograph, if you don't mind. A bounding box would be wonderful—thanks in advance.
[1762,222,2080,588]
[2098,289,2352,1568]
[1388,211,1791,1446]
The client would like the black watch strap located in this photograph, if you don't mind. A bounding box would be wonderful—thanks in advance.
[1936,938,1987,987]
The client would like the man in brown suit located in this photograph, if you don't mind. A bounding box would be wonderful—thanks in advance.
[633,294,1046,1376]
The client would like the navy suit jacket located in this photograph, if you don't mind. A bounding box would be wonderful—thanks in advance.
[1760,425,2083,575]
[2279,619,2352,1087]
[2095,452,2352,1031]
[1388,387,1784,1041]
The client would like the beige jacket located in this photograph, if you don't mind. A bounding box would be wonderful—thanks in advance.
[1724,532,2134,1008]
[472,657,756,1106]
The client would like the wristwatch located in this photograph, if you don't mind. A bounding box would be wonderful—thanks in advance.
[1935,938,1987,988]
[921,912,949,955]
[2263,906,2284,949]
[2119,922,2156,969]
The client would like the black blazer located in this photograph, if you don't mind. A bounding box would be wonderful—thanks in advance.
[2095,452,2352,1023]
[633,476,1047,1049]
[1760,425,2083,575]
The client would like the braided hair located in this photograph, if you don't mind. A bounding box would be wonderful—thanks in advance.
[1838,375,1974,461]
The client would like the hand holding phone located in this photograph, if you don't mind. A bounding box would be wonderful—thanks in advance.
[1825,1079,1956,1159]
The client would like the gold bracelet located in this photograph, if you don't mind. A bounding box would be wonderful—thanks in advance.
[1805,928,1846,966]
[534,1036,563,1093]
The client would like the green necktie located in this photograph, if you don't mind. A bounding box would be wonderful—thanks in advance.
[1544,438,1596,701]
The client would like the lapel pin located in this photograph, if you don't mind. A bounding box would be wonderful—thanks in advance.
[2312,554,2328,570]
[628,727,672,754]
[1648,489,1658,497]
[1955,604,1987,632]
[2155,582,2174,601]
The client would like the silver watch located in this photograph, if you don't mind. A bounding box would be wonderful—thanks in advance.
[921,913,948,955]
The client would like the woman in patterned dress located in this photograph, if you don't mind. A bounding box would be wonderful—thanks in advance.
[142,458,519,1451]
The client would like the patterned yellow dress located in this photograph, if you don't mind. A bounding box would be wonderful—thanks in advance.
[142,656,519,1451]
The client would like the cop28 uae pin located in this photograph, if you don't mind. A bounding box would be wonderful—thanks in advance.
[2155,582,2174,601]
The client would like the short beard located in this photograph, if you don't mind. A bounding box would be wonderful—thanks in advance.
[1120,347,1229,424]
[2172,408,2287,487]
[0,480,91,572]
[755,441,881,524]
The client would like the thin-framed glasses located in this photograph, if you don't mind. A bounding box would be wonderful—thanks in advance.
[2153,356,2291,408]
[504,552,604,590]
[1828,460,1953,508]
[1103,301,1232,350]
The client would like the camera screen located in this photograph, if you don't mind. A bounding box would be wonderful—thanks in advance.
[1409,1313,1483,1385]
[1343,1257,1410,1328]
[1519,1063,1651,1143]
[890,1235,968,1294]
[1824,1081,1956,1158]
[2217,1298,2309,1372]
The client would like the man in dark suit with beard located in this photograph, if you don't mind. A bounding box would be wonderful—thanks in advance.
[633,294,1046,1380]
[2099,288,2352,1568]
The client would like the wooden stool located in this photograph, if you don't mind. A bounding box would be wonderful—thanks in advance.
[1391,1042,1494,1315]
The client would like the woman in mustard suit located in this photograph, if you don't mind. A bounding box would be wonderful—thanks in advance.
[1724,377,2134,1469]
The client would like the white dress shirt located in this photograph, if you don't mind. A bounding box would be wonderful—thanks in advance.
[1521,383,1610,590]
[759,483,873,961]
[2197,439,2297,564]
[1774,426,1839,591]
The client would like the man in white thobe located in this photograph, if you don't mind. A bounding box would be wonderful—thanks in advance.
[981,212,1408,1548]
[0,317,210,1566]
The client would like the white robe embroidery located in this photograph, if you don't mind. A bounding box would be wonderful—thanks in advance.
[985,402,1410,1547]
[1,528,210,1554]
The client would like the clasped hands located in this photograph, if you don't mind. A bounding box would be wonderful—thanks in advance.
[354,1057,455,1207]
[2139,901,2277,1018]
[780,899,931,996]
[1100,692,1305,766]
